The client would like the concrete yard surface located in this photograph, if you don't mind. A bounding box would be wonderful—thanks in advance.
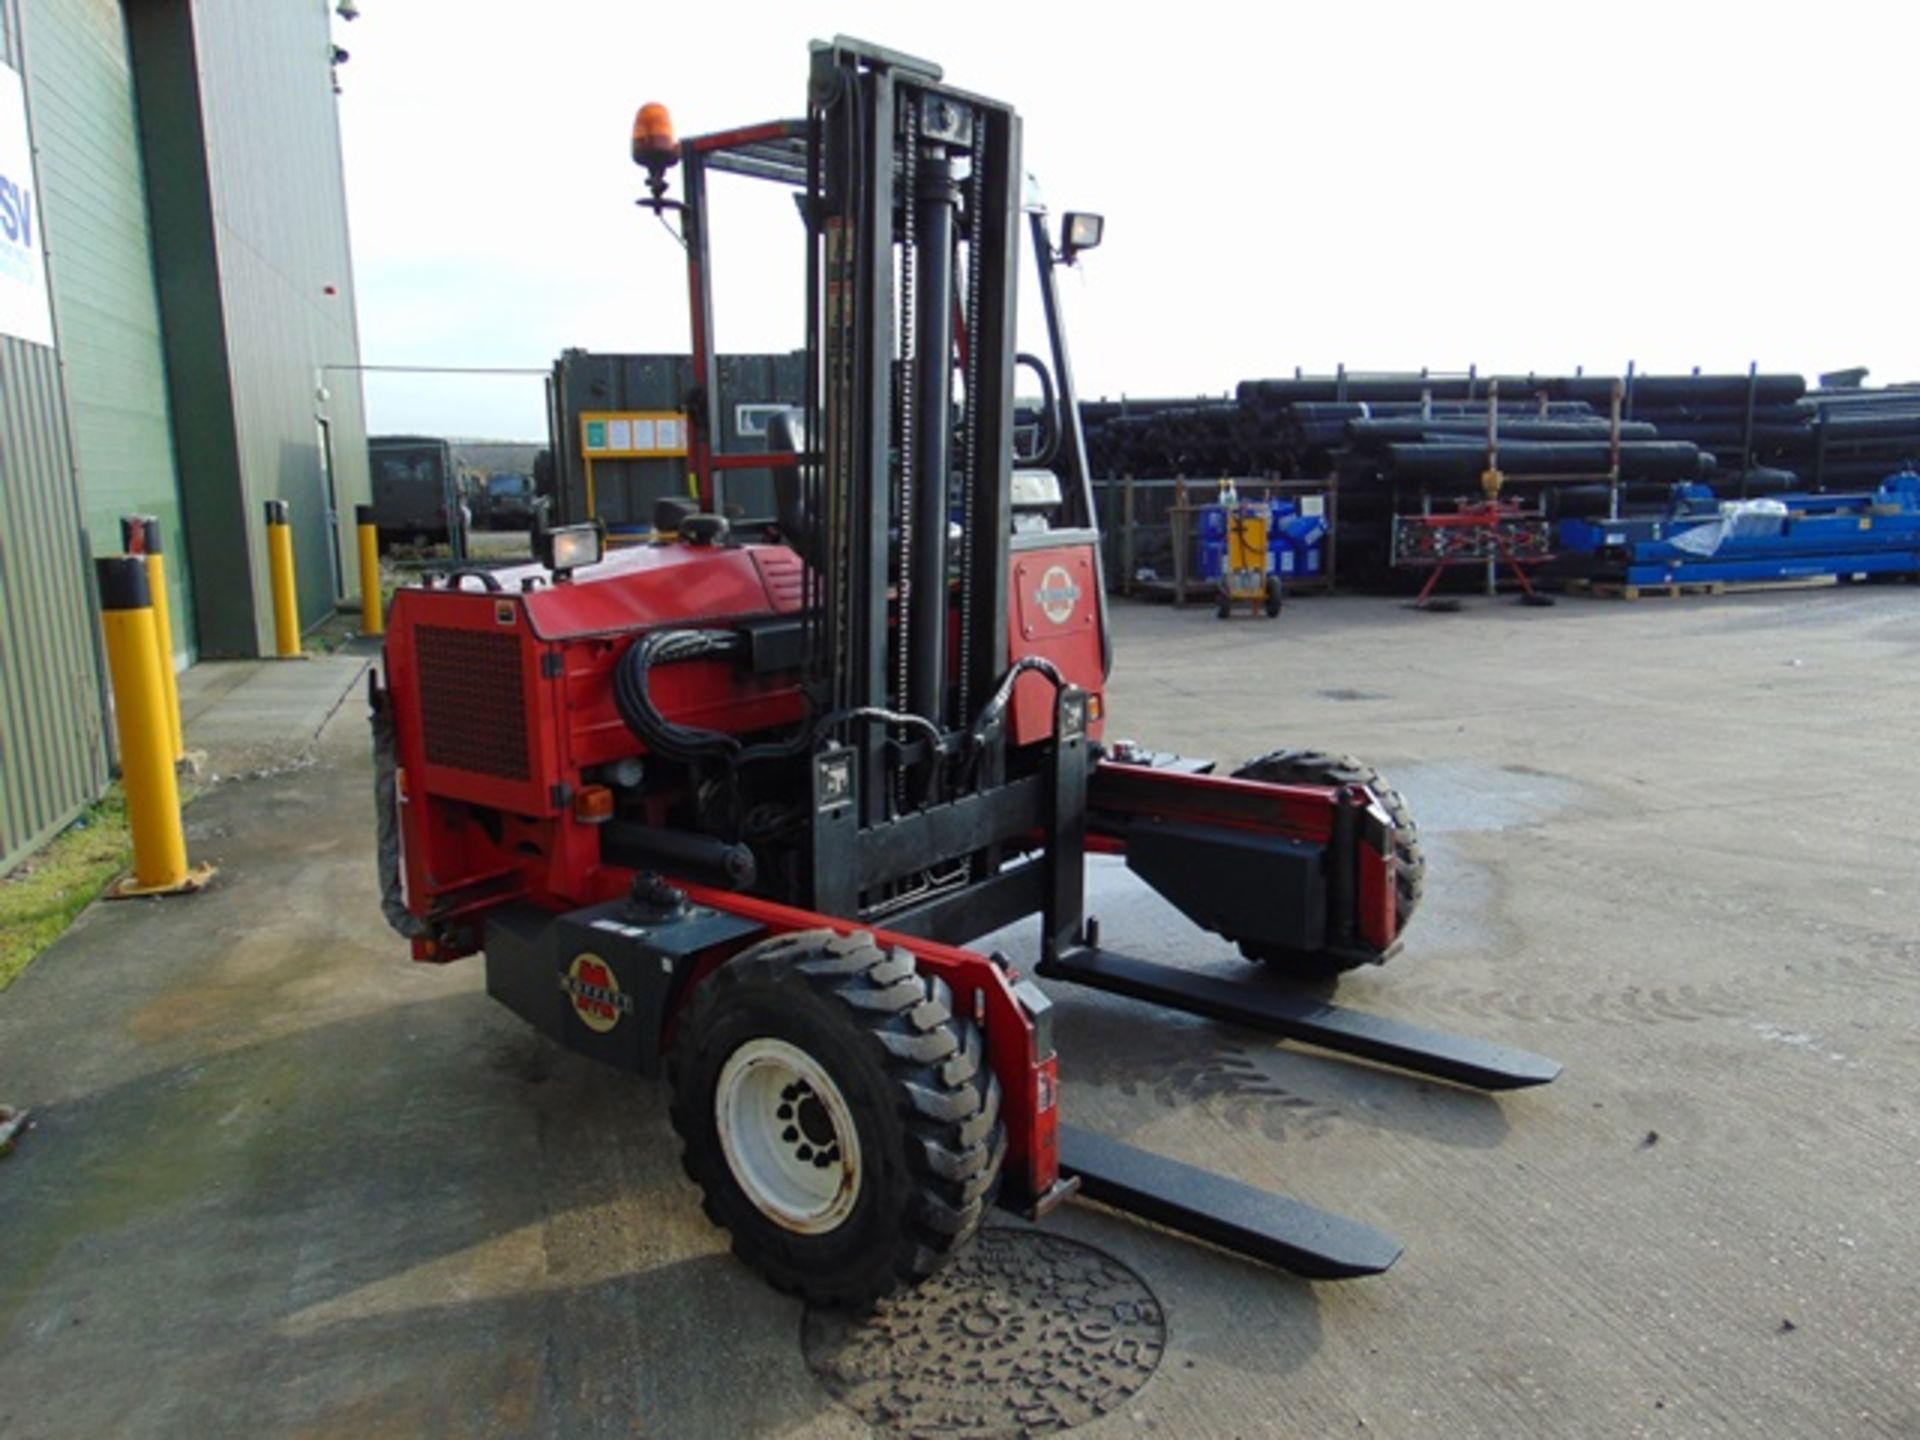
[177,645,379,779]
[2,588,1917,1438]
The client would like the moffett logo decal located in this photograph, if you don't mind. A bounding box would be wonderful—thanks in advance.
[0,172,32,253]
[1035,565,1081,625]
[561,952,633,1034]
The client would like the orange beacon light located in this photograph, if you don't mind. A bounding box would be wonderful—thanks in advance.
[633,102,679,200]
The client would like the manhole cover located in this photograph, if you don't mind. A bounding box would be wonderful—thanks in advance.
[803,1228,1165,1437]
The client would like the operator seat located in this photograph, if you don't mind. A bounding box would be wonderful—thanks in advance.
[765,408,823,568]
[765,406,966,564]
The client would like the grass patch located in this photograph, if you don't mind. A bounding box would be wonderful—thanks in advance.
[304,608,365,655]
[0,790,132,991]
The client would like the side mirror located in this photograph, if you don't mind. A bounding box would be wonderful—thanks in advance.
[1060,211,1104,263]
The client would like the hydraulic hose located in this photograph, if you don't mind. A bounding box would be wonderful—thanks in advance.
[969,656,1066,749]
[611,628,749,763]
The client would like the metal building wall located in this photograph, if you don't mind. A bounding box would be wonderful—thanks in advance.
[124,0,369,656]
[0,0,110,872]
[23,0,191,660]
[192,0,367,631]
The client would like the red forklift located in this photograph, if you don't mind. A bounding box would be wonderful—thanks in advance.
[372,37,1557,1307]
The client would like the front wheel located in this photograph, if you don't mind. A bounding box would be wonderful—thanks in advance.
[1264,576,1284,618]
[1229,749,1425,979]
[669,930,1005,1308]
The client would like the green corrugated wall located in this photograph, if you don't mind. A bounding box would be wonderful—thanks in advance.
[23,0,191,660]
[3,0,369,869]
[0,0,110,872]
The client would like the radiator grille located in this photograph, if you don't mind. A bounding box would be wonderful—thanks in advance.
[415,626,530,780]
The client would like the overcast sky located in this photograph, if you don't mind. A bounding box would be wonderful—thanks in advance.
[335,1,1919,442]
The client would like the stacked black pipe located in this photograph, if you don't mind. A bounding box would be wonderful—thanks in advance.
[1614,377,1920,494]
[1083,370,1920,586]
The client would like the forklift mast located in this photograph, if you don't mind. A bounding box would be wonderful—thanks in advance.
[657,37,1109,952]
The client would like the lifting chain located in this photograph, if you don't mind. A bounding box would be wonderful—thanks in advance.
[891,97,921,808]
[819,84,859,713]
[955,110,986,730]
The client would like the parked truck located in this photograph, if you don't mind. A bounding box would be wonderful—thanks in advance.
[368,435,466,551]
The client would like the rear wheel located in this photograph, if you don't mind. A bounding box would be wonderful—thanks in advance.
[1229,749,1425,979]
[669,929,1005,1308]
[1264,576,1284,618]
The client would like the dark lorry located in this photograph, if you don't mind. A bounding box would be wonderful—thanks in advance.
[368,435,466,549]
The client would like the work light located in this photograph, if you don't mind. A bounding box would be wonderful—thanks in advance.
[540,522,604,578]
[1061,212,1103,261]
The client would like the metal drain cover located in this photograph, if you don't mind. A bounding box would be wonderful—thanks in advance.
[803,1228,1166,1437]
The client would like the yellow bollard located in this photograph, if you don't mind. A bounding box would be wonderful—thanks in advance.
[122,516,185,761]
[356,503,384,637]
[265,499,302,657]
[96,557,213,898]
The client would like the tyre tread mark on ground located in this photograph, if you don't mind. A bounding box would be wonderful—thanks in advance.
[1390,979,1750,1027]
[1056,1014,1345,1142]
[1121,1045,1342,1143]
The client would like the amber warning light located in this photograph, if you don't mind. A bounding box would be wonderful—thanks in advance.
[632,102,679,201]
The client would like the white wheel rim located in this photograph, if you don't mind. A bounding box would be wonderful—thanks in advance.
[715,1038,862,1234]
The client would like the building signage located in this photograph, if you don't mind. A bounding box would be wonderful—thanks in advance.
[580,411,688,459]
[0,63,53,348]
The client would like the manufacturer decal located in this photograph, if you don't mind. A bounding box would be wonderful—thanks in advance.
[561,952,633,1034]
[0,171,32,250]
[0,64,55,347]
[1035,565,1082,625]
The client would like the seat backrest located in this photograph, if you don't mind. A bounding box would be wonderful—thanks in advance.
[765,408,821,567]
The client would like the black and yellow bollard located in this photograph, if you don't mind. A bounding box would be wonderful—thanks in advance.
[355,502,384,637]
[121,516,185,761]
[264,499,302,658]
[97,557,214,898]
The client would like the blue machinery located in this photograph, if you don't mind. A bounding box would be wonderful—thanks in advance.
[1558,472,1920,587]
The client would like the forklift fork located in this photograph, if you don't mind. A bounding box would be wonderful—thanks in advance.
[1030,940,1555,1278]
[1038,945,1562,1091]
[1059,1124,1403,1279]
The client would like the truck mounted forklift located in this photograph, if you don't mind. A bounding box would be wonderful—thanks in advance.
[372,37,1559,1307]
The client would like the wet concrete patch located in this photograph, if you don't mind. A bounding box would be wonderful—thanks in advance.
[1390,760,1586,835]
